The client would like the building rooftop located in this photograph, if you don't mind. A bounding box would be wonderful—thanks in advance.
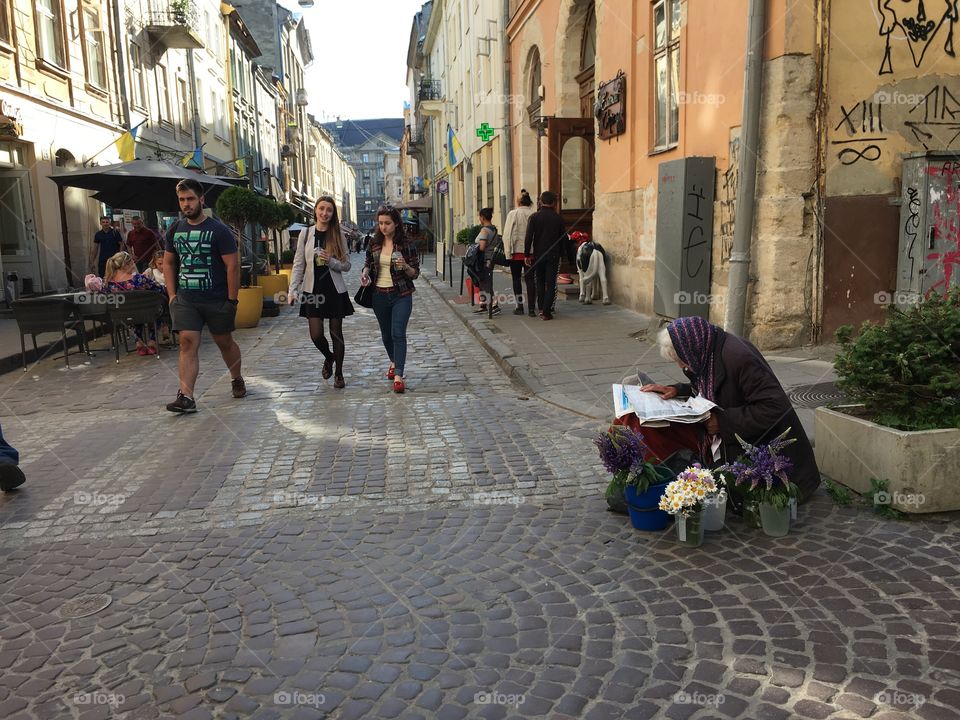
[322,118,405,149]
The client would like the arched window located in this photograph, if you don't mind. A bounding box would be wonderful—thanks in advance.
[578,3,596,118]
[527,47,542,128]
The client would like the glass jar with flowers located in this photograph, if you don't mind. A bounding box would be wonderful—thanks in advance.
[658,465,718,547]
[594,425,672,531]
[718,428,799,537]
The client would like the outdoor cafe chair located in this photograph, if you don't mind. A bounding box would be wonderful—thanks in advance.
[105,291,165,364]
[11,297,88,371]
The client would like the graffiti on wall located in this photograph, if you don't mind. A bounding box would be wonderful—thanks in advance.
[833,79,960,155]
[924,161,960,295]
[832,100,888,163]
[877,0,959,75]
[719,132,740,257]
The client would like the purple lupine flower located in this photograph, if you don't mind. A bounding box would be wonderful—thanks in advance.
[594,426,650,474]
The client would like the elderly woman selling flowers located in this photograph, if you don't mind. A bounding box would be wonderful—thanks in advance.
[640,316,821,503]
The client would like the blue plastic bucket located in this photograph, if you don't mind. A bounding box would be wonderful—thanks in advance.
[624,481,671,531]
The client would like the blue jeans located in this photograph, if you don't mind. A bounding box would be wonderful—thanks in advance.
[372,290,413,377]
[0,421,19,465]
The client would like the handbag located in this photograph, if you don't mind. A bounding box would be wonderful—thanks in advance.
[354,283,373,308]
[489,233,509,267]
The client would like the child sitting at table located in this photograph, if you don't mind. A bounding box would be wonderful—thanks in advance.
[102,251,165,355]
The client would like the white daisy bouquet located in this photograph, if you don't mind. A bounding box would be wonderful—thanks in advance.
[658,464,719,517]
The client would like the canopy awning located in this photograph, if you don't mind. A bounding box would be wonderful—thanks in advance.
[394,195,433,211]
[49,159,246,212]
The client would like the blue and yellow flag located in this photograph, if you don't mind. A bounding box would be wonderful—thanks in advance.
[236,158,246,176]
[446,125,464,169]
[181,145,205,169]
[115,126,140,162]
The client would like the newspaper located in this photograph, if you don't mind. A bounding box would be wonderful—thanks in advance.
[612,383,716,425]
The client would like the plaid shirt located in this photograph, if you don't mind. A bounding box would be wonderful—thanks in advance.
[365,238,420,296]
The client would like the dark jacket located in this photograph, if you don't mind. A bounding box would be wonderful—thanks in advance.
[364,236,421,297]
[524,207,566,258]
[674,332,821,502]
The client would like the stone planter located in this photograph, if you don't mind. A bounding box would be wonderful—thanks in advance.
[815,406,960,513]
[235,287,262,329]
[452,243,468,258]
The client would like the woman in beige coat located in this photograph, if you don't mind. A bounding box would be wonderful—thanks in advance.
[501,189,537,316]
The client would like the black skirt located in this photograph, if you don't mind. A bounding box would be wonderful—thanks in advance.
[299,266,355,319]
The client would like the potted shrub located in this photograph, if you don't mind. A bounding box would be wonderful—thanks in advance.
[719,429,799,537]
[594,425,672,531]
[216,186,263,328]
[453,224,481,257]
[817,288,960,513]
[658,465,719,547]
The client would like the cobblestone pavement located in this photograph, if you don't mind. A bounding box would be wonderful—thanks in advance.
[0,260,958,719]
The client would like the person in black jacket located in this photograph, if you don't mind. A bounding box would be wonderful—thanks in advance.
[640,316,821,503]
[523,191,566,320]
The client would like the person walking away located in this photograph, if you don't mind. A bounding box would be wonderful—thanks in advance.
[360,206,420,393]
[89,216,123,278]
[126,216,161,273]
[289,195,354,388]
[162,178,245,413]
[0,421,25,491]
[468,208,501,315]
[502,190,536,316]
[524,191,566,321]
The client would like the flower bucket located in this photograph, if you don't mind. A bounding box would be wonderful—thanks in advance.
[676,511,705,547]
[743,499,763,529]
[624,482,670,531]
[702,495,727,531]
[759,501,790,537]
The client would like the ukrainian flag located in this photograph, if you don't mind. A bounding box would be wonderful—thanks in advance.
[181,146,204,169]
[446,125,464,169]
[115,126,140,162]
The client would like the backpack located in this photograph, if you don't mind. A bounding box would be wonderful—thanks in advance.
[464,242,482,269]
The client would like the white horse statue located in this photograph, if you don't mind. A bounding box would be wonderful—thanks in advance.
[574,233,610,305]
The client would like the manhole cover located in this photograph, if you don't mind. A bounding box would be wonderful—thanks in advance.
[59,594,112,619]
[788,382,846,409]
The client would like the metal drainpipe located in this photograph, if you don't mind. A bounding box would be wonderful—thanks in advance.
[723,0,766,337]
[110,0,131,129]
[500,0,513,220]
[186,49,203,150]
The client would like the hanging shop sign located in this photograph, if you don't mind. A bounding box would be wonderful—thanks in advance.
[595,71,626,141]
[436,179,449,195]
[0,100,23,139]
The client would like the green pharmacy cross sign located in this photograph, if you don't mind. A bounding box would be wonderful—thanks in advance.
[476,123,495,142]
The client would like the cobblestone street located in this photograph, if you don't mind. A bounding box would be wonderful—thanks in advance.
[0,267,958,719]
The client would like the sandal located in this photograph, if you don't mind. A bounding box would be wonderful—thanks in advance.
[137,346,150,356]
[386,363,395,380]
[393,377,405,394]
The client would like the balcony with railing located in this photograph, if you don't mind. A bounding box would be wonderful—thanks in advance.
[405,126,424,156]
[409,177,426,195]
[140,1,204,50]
[418,80,442,102]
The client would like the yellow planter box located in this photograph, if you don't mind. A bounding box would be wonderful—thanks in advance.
[258,274,289,302]
[236,286,263,328]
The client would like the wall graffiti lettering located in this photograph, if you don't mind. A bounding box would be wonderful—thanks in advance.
[684,184,708,280]
[719,135,740,257]
[905,84,960,148]
[877,0,959,75]
[834,101,885,133]
[832,99,888,163]
[923,161,960,296]
[835,142,884,164]
[903,186,921,281]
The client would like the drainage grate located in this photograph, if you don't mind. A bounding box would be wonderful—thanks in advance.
[59,594,112,619]
[788,382,846,409]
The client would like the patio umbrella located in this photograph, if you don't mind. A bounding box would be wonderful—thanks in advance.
[49,159,246,212]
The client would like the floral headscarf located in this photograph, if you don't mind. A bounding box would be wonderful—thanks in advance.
[667,317,720,401]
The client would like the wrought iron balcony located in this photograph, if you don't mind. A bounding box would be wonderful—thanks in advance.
[418,80,442,102]
[405,126,424,155]
[141,2,204,50]
[409,177,426,195]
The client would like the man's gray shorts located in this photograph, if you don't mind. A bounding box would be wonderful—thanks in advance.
[171,295,236,335]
